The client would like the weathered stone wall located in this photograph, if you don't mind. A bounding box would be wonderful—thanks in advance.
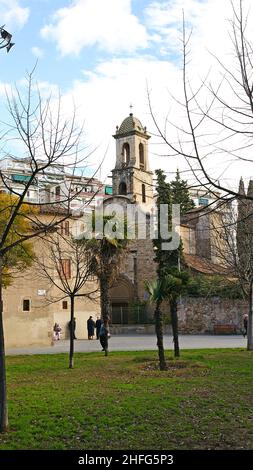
[178,297,248,333]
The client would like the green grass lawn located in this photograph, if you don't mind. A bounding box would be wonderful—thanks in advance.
[0,349,253,450]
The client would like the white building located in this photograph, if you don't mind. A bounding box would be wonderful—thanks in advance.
[0,156,111,211]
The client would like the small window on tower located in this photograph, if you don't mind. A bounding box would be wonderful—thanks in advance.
[122,143,130,165]
[139,143,145,170]
[119,181,127,195]
[22,299,30,312]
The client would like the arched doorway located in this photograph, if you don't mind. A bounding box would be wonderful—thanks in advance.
[109,276,134,324]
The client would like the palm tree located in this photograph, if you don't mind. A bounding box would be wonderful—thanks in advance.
[164,268,189,358]
[146,269,189,365]
[145,278,168,370]
[81,215,128,355]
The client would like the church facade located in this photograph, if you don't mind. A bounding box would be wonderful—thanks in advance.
[2,110,235,349]
[2,112,158,348]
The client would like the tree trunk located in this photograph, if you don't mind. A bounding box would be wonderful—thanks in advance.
[0,258,8,432]
[170,297,180,357]
[100,275,110,327]
[100,274,110,356]
[247,281,253,351]
[154,301,167,370]
[69,296,75,368]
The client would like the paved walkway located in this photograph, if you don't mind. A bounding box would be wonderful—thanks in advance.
[6,334,247,355]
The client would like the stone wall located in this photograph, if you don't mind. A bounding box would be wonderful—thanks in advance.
[178,297,248,334]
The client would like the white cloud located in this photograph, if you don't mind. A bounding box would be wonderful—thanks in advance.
[0,81,13,97]
[145,0,229,61]
[17,77,60,100]
[40,0,149,56]
[144,0,253,73]
[31,46,44,59]
[59,56,187,181]
[36,0,253,190]
[145,0,207,29]
[0,0,29,29]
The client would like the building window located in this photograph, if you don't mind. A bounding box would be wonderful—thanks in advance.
[105,185,113,195]
[23,299,30,312]
[199,197,209,206]
[139,143,145,170]
[11,174,30,183]
[142,184,146,203]
[122,143,130,165]
[55,186,61,200]
[60,220,70,236]
[119,181,127,195]
[59,259,71,279]
[62,301,68,310]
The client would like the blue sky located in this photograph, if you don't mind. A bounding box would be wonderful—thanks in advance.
[0,0,252,189]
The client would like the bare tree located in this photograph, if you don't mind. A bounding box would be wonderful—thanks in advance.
[210,180,253,349]
[147,0,253,353]
[78,214,128,356]
[148,0,253,203]
[35,224,98,369]
[0,70,98,432]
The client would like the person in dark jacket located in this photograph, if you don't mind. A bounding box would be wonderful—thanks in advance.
[99,321,110,356]
[95,317,102,340]
[243,314,248,337]
[87,316,95,340]
[68,317,77,340]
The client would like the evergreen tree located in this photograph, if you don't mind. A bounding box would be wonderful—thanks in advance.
[171,169,195,215]
[153,169,187,274]
[152,169,192,358]
[153,169,176,276]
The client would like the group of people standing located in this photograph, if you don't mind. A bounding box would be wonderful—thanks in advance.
[87,315,110,354]
[53,315,110,354]
[87,316,103,340]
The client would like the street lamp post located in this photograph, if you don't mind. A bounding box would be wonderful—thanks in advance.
[0,25,14,52]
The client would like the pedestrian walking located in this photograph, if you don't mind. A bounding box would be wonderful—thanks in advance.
[99,321,110,356]
[68,317,77,340]
[243,314,248,337]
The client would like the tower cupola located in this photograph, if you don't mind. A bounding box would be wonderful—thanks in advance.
[111,112,153,206]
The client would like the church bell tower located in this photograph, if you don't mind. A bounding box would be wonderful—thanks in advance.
[112,112,153,206]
